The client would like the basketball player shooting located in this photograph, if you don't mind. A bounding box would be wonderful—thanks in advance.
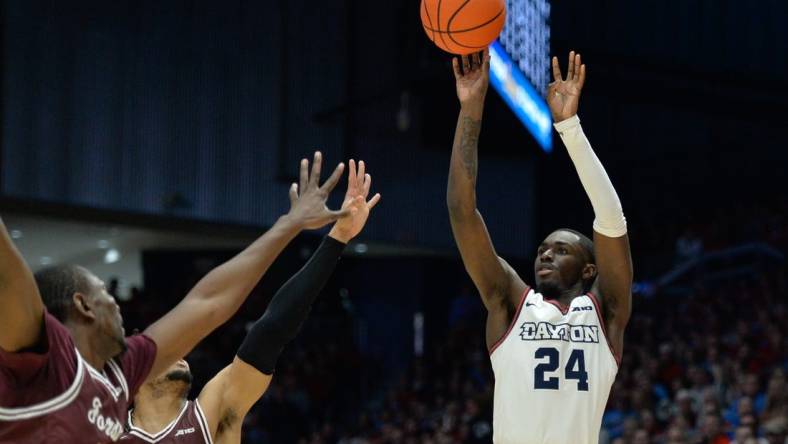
[0,152,352,443]
[447,50,633,444]
[122,160,380,444]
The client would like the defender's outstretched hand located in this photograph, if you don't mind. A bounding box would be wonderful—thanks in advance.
[287,151,350,230]
[329,159,381,243]
[548,51,586,122]
[453,49,490,112]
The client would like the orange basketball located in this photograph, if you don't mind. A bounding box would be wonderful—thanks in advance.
[420,0,506,55]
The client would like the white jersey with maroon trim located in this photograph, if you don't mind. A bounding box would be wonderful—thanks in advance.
[489,287,619,444]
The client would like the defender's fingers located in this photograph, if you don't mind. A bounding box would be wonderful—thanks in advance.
[482,48,490,74]
[367,193,382,210]
[362,173,372,198]
[320,162,345,193]
[461,54,470,74]
[574,53,582,81]
[328,207,352,219]
[357,160,366,184]
[348,159,357,190]
[289,183,298,205]
[309,151,323,187]
[578,64,586,89]
[452,57,462,79]
[299,158,309,191]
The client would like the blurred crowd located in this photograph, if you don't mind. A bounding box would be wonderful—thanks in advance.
[600,269,787,444]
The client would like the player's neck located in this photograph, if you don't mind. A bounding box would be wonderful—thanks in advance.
[68,323,112,370]
[552,284,586,307]
[132,393,187,433]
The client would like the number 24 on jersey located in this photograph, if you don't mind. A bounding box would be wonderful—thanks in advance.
[533,347,589,391]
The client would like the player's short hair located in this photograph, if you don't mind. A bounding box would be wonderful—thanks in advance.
[34,264,93,323]
[555,228,595,265]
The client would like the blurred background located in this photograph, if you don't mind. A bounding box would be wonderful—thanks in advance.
[1,0,786,443]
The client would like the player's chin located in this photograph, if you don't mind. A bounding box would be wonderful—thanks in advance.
[110,327,128,355]
[534,274,556,288]
[166,369,193,385]
[535,279,561,298]
[115,336,129,355]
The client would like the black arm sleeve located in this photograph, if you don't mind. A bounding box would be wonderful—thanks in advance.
[236,236,345,374]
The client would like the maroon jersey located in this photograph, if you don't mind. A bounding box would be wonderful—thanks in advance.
[0,311,157,443]
[121,400,213,444]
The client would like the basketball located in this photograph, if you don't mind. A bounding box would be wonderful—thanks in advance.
[420,0,506,55]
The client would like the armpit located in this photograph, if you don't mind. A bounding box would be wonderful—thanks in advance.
[217,407,239,436]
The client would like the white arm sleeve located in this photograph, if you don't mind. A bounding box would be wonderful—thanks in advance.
[554,115,627,238]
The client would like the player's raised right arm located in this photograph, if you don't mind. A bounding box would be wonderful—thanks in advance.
[0,217,44,352]
[197,161,380,440]
[446,50,525,312]
[143,152,350,379]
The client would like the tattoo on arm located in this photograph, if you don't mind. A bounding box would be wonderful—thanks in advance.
[459,116,481,179]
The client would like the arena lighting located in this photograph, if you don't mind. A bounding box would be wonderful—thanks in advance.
[104,248,121,264]
[10,229,23,239]
[413,312,424,357]
[489,0,552,152]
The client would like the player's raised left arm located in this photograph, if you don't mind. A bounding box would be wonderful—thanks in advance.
[197,161,380,437]
[549,52,633,358]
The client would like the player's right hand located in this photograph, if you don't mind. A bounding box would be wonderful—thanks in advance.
[548,51,586,122]
[286,151,350,230]
[453,48,490,112]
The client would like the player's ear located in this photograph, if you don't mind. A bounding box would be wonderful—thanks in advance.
[72,292,96,321]
[582,263,597,281]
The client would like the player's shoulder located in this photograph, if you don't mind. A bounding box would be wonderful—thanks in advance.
[0,312,84,416]
[0,310,77,375]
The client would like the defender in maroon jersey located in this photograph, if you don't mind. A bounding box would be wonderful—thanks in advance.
[0,153,351,443]
[123,160,380,444]
[121,362,213,443]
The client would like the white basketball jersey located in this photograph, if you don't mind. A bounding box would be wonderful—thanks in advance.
[490,287,619,444]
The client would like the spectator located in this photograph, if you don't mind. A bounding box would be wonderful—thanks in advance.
[699,413,730,444]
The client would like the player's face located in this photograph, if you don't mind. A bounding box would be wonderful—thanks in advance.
[534,230,586,297]
[83,272,126,354]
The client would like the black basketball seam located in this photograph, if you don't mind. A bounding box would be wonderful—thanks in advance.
[446,6,504,49]
[436,0,453,53]
[422,0,436,45]
[445,0,472,52]
[424,6,504,33]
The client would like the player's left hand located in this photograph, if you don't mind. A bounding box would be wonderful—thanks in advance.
[547,51,586,122]
[328,159,381,243]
